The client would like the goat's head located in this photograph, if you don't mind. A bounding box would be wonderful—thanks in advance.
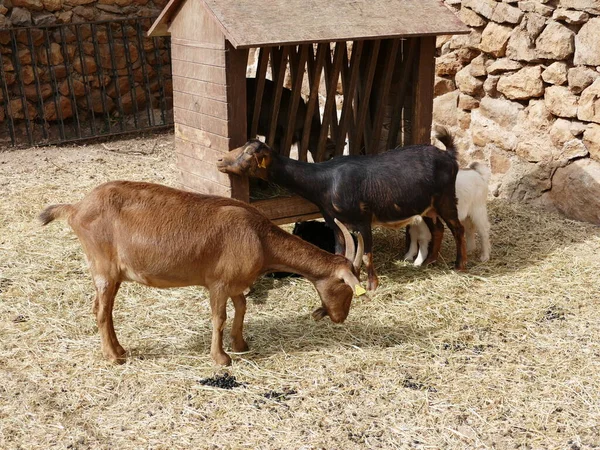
[312,219,366,323]
[217,140,273,180]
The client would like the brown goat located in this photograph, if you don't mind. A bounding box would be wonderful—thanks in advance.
[39,181,365,366]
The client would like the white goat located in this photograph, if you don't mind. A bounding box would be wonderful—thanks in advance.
[404,162,491,265]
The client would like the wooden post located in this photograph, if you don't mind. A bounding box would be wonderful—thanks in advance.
[225,42,249,202]
[411,36,436,145]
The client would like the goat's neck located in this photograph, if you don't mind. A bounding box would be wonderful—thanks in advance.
[267,153,325,203]
[264,227,341,281]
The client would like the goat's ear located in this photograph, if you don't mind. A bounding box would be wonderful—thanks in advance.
[339,269,369,299]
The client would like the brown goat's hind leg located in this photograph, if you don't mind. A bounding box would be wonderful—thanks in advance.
[423,218,444,266]
[94,277,125,363]
[209,291,232,366]
[230,294,249,353]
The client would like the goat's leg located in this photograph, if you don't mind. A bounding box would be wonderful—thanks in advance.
[437,196,467,271]
[209,291,231,366]
[464,219,477,253]
[323,213,345,255]
[471,207,491,262]
[356,225,378,291]
[93,276,125,363]
[230,294,249,353]
[403,225,418,261]
[422,217,444,266]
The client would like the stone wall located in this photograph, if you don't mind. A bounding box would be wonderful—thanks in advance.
[435,0,600,224]
[0,0,166,27]
[0,1,172,145]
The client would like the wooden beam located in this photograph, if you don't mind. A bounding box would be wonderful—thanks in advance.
[249,47,269,139]
[316,42,344,162]
[354,39,380,155]
[225,42,250,202]
[282,44,308,157]
[336,40,363,157]
[369,38,400,154]
[299,43,327,162]
[411,36,436,145]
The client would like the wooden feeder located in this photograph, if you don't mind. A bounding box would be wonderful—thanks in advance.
[149,0,468,224]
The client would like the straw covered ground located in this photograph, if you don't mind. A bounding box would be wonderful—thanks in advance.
[1,133,600,449]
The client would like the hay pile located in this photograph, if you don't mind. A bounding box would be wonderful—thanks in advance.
[1,133,600,449]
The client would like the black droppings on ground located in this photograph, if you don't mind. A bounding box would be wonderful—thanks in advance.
[198,373,245,390]
[543,306,566,322]
[262,388,297,401]
[402,376,437,393]
[13,314,28,323]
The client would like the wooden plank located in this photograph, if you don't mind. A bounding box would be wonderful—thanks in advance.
[411,36,436,145]
[386,38,417,150]
[173,90,228,120]
[173,107,229,137]
[354,39,380,155]
[251,195,320,222]
[267,46,289,148]
[369,39,400,154]
[282,44,308,157]
[176,137,230,163]
[200,0,470,49]
[171,59,227,85]
[250,47,269,139]
[225,43,250,202]
[171,42,226,66]
[316,42,344,162]
[299,43,327,162]
[176,152,231,185]
[172,75,227,102]
[148,0,183,37]
[270,212,322,226]
[175,122,230,151]
[178,169,232,197]
[323,43,341,140]
[336,40,363,157]
[167,0,226,47]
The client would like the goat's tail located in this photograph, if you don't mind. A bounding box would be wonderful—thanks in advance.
[39,204,75,225]
[433,125,457,160]
[468,161,492,184]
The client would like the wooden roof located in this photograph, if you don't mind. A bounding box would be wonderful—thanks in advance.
[149,0,469,46]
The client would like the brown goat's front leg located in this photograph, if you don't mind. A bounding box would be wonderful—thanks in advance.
[93,276,125,363]
[209,291,231,366]
[230,294,249,353]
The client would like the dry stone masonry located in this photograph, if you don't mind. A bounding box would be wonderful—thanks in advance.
[436,0,600,224]
[0,0,171,144]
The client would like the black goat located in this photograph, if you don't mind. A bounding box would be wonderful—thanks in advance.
[217,128,466,291]
[246,78,336,161]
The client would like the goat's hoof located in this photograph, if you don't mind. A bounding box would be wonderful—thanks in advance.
[312,307,327,321]
[454,263,468,272]
[423,257,437,266]
[212,352,232,366]
[480,255,490,263]
[231,341,249,353]
[367,278,379,291]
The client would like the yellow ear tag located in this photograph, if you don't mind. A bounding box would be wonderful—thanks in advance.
[354,284,366,297]
[258,158,267,169]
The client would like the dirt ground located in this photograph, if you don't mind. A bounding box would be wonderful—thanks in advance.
[1,132,600,449]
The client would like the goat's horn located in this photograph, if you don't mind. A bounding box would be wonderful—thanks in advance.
[334,218,355,262]
[353,233,364,273]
